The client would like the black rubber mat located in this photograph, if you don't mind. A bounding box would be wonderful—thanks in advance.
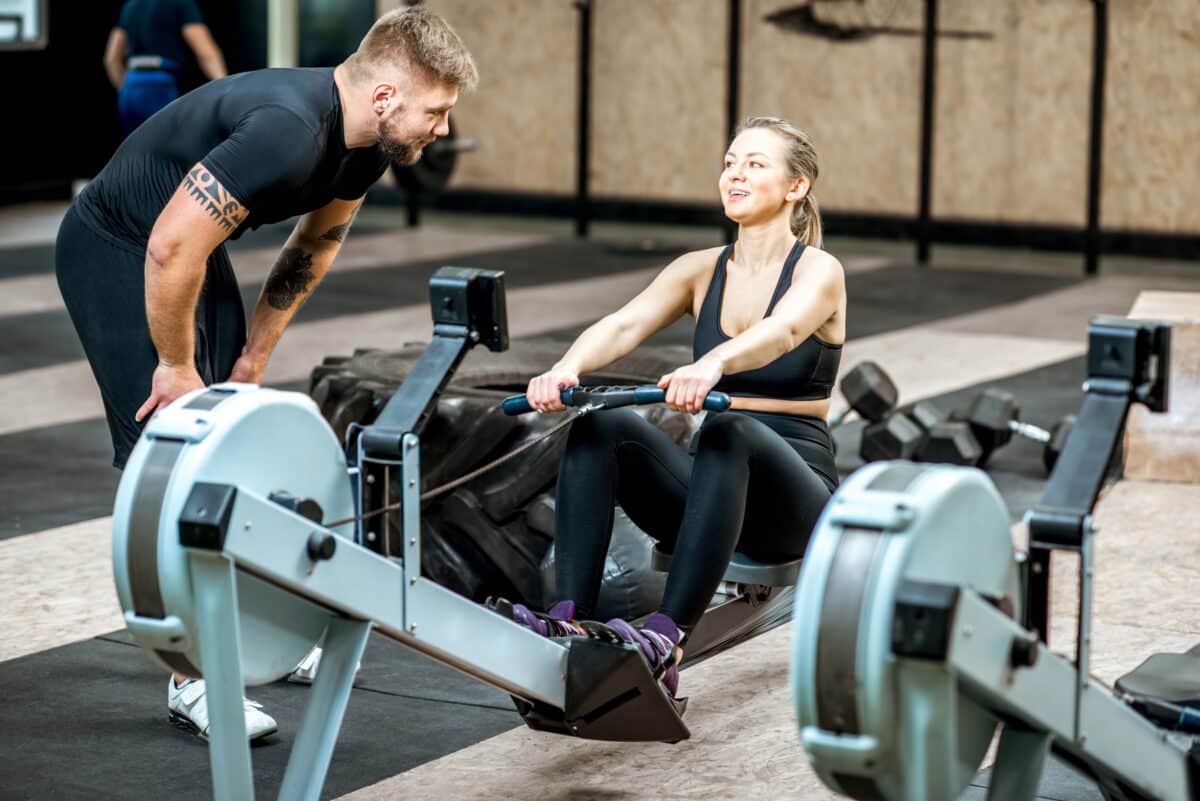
[0,308,86,374]
[98,627,519,710]
[0,418,121,538]
[971,754,1104,801]
[0,243,55,279]
[248,238,689,325]
[0,632,519,801]
[842,265,1078,340]
[2,238,688,377]
[0,218,391,279]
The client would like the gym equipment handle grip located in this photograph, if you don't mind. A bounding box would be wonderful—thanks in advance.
[502,385,731,415]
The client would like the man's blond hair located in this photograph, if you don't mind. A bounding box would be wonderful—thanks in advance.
[346,7,478,91]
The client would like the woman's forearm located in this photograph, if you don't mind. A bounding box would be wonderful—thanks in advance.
[555,314,646,375]
[702,317,796,375]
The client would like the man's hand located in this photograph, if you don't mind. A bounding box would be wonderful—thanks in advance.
[228,350,268,385]
[136,363,205,423]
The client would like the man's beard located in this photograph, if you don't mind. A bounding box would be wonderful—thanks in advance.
[378,123,423,167]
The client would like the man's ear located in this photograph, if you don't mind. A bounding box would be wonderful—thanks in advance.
[372,83,396,116]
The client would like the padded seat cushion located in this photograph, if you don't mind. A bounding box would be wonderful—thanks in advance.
[650,545,801,587]
[1116,650,1200,706]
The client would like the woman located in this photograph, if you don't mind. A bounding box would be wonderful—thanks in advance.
[515,117,845,698]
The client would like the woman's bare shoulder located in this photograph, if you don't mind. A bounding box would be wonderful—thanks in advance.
[800,243,844,271]
[796,243,845,286]
[664,245,724,275]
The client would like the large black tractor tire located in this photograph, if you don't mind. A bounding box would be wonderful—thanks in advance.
[308,339,699,609]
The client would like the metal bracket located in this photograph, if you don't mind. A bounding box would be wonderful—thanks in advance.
[401,433,421,622]
[827,492,916,532]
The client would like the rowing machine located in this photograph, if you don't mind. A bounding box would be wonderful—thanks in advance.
[112,266,805,801]
[790,317,1195,801]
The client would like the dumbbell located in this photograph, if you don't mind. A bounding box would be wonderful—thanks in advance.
[860,400,982,465]
[917,419,984,466]
[961,388,1075,473]
[829,361,899,429]
[827,361,899,459]
[859,400,944,462]
[878,399,982,465]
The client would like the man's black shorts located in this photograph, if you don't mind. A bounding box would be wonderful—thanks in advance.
[55,206,246,469]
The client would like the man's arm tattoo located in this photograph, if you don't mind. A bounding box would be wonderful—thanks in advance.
[183,166,248,233]
[319,221,351,243]
[264,247,316,310]
[318,202,362,243]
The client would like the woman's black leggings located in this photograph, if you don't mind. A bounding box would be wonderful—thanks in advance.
[553,408,838,628]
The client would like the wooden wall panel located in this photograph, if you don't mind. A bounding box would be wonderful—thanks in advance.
[1103,0,1200,233]
[386,0,578,194]
[375,0,1200,237]
[590,0,728,202]
[742,0,924,215]
[933,0,1091,225]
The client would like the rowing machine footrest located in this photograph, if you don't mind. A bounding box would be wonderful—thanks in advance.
[513,637,689,743]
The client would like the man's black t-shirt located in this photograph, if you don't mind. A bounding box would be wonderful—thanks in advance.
[117,0,203,68]
[77,67,389,250]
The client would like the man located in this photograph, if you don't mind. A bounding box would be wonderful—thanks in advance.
[103,0,228,134]
[57,6,477,741]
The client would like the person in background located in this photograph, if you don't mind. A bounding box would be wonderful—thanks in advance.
[103,0,228,135]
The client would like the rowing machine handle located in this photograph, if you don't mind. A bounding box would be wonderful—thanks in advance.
[501,385,732,416]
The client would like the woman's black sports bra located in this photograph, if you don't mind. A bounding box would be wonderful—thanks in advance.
[692,241,842,402]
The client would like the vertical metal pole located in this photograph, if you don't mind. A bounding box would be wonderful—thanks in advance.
[1084,0,1108,276]
[407,191,421,228]
[724,0,742,245]
[986,725,1051,801]
[1025,546,1051,644]
[276,617,372,801]
[1074,531,1094,743]
[401,433,422,599]
[575,0,592,238]
[267,0,300,68]
[190,554,255,801]
[915,0,938,265]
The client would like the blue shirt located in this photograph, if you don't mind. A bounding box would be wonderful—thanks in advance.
[117,0,204,69]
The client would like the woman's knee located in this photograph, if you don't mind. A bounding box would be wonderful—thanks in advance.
[566,407,642,448]
[694,412,754,455]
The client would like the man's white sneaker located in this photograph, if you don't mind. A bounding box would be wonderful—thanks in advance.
[167,677,278,742]
[286,646,362,686]
[287,646,323,685]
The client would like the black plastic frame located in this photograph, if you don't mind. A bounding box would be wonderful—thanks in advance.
[1024,317,1171,641]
